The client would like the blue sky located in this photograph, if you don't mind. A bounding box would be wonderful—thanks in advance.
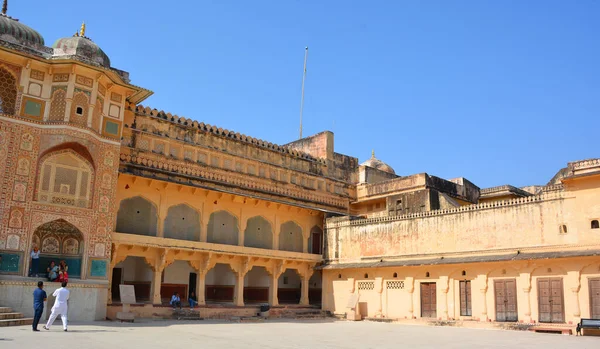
[14,1,599,188]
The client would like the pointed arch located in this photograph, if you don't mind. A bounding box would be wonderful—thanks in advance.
[164,203,201,241]
[0,65,18,115]
[33,219,84,278]
[207,210,239,245]
[116,196,158,236]
[279,221,303,252]
[308,225,323,254]
[244,216,273,249]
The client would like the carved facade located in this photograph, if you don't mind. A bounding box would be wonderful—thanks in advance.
[0,5,598,326]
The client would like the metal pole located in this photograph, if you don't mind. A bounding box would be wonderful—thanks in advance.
[299,46,308,139]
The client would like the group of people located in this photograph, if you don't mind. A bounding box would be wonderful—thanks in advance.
[170,291,198,309]
[32,281,70,332]
[30,247,69,282]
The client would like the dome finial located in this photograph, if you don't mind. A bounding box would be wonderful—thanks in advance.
[80,21,85,37]
[2,0,7,15]
[371,149,375,158]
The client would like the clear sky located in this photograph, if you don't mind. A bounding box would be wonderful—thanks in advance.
[13,1,599,188]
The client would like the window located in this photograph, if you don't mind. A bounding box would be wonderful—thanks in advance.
[592,220,599,229]
[0,67,17,115]
[559,225,568,234]
[37,151,93,208]
[75,106,84,115]
[460,280,472,316]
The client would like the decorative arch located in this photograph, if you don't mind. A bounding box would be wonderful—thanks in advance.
[116,196,159,236]
[36,149,94,208]
[207,210,239,245]
[48,88,66,121]
[244,216,273,249]
[0,66,18,115]
[70,91,89,127]
[33,219,84,278]
[164,203,201,241]
[279,221,303,252]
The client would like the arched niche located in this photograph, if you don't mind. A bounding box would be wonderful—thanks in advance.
[279,221,303,252]
[116,196,158,236]
[244,216,273,249]
[36,149,94,208]
[207,210,239,245]
[33,219,84,278]
[308,226,323,254]
[164,204,201,241]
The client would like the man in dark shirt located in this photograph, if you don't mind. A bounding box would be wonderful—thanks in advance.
[32,281,47,331]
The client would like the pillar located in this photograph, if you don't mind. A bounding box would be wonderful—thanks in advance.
[196,271,207,306]
[375,277,384,317]
[405,277,414,319]
[300,269,314,306]
[269,273,279,306]
[234,272,245,306]
[478,274,489,322]
[520,271,532,323]
[152,270,162,305]
[568,270,582,319]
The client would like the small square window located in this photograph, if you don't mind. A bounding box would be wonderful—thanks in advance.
[591,220,599,229]
[76,106,84,115]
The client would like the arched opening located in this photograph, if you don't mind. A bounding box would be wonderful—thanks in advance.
[37,150,94,208]
[162,260,196,304]
[0,66,17,115]
[308,226,323,254]
[244,266,270,304]
[33,219,84,279]
[164,204,201,241]
[112,256,153,302]
[244,216,273,249]
[279,221,303,252]
[116,196,158,236]
[309,271,322,305]
[207,211,239,245]
[205,263,236,303]
[278,268,301,304]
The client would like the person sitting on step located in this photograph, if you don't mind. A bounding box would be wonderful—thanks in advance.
[189,291,198,309]
[170,292,182,310]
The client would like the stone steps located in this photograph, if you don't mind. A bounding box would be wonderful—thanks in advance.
[0,306,32,327]
[0,312,24,320]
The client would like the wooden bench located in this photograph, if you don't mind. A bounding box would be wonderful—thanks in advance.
[579,318,600,336]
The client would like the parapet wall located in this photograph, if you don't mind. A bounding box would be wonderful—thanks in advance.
[325,187,593,261]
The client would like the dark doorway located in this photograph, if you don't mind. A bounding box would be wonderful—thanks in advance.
[494,279,518,322]
[311,232,322,255]
[189,272,197,298]
[460,280,472,316]
[590,278,600,319]
[538,278,565,323]
[420,282,437,318]
[111,268,123,302]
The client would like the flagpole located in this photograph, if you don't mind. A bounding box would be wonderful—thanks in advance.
[299,46,308,139]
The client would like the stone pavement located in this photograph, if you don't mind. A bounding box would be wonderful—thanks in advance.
[0,319,597,349]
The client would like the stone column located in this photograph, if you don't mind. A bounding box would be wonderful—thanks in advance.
[232,257,252,307]
[196,271,207,305]
[520,271,532,323]
[269,261,285,306]
[568,270,582,319]
[152,269,163,305]
[300,268,314,306]
[477,274,489,322]
[375,277,384,317]
[440,276,449,320]
[405,277,414,319]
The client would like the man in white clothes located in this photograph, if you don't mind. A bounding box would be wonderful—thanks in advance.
[44,281,70,332]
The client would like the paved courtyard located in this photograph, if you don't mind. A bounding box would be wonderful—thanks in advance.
[0,320,598,349]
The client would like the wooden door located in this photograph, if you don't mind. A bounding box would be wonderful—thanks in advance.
[421,283,437,318]
[590,278,600,319]
[111,268,123,302]
[538,278,564,323]
[460,280,472,316]
[495,279,518,322]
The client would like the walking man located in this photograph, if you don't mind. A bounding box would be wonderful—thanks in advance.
[32,281,47,331]
[44,281,70,331]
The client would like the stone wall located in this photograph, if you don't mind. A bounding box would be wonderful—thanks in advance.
[326,190,587,261]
